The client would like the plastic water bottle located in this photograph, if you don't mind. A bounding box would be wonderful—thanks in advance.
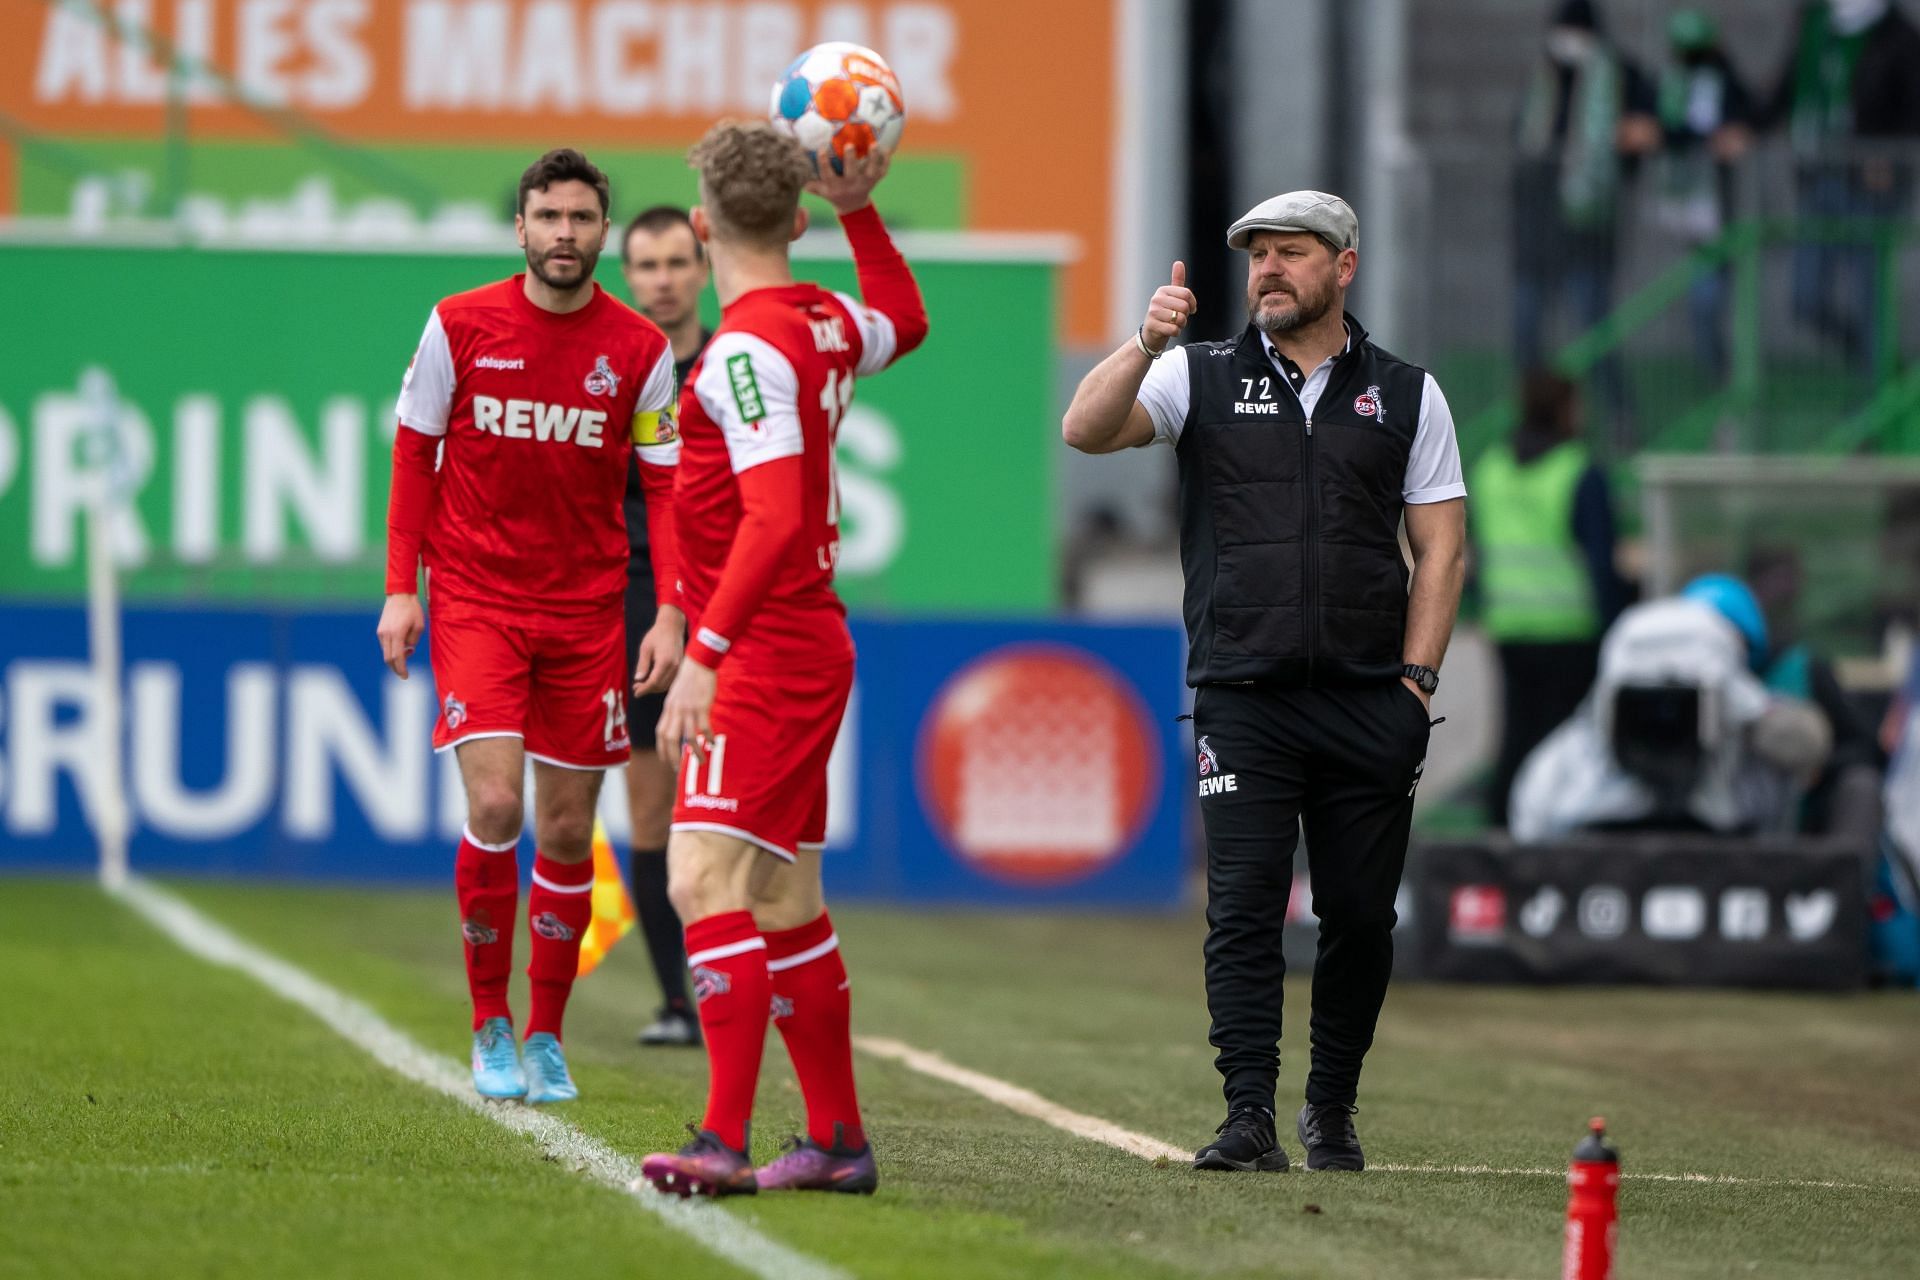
[1563,1117,1620,1280]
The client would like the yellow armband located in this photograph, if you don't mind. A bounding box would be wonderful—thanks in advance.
[632,407,679,446]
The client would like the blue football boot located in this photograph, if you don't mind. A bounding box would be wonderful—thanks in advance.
[522,1032,579,1104]
[470,1016,527,1100]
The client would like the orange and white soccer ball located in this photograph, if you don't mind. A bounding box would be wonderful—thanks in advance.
[769,42,906,176]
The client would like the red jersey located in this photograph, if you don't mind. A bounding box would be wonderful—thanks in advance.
[390,276,678,620]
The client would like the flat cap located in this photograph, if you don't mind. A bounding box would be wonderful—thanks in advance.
[1226,190,1359,252]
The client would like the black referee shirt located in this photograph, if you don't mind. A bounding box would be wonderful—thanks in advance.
[624,329,711,568]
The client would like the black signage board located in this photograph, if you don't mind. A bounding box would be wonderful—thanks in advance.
[1409,835,1871,989]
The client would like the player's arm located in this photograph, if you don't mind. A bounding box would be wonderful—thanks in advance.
[682,338,806,670]
[378,308,455,678]
[809,149,929,372]
[1062,262,1196,454]
[631,345,685,695]
[656,338,805,763]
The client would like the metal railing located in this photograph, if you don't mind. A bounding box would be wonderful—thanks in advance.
[1401,139,1920,465]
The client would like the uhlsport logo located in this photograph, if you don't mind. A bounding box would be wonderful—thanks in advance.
[584,354,620,397]
[476,355,525,371]
[918,644,1159,886]
[691,964,731,1003]
[1353,383,1385,421]
[443,693,467,731]
[461,918,498,946]
[531,911,575,942]
[771,994,795,1020]
[1196,735,1238,797]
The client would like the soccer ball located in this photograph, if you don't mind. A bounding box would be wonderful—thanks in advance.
[768,42,906,176]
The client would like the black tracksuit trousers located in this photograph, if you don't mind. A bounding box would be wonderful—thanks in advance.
[1194,680,1432,1113]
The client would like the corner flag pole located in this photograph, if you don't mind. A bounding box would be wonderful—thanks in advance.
[81,367,132,891]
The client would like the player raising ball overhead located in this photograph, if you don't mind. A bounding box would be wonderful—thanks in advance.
[638,118,927,1198]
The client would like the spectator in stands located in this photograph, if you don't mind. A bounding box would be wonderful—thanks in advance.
[1651,9,1756,382]
[1765,0,1920,368]
[1508,574,1833,842]
[1510,0,1658,444]
[1471,370,1630,828]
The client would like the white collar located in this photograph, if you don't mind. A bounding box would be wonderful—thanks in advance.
[1259,323,1353,372]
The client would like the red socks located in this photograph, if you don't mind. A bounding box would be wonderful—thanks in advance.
[526,853,594,1038]
[767,913,865,1151]
[685,911,772,1152]
[455,826,519,1030]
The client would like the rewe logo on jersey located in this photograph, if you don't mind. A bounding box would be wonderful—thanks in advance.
[584,354,620,397]
[471,395,608,447]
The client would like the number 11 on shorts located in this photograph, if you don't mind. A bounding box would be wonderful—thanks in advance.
[684,734,729,796]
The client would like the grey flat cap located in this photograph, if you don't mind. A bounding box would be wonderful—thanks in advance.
[1226,190,1359,252]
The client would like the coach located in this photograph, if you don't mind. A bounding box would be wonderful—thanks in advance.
[1062,192,1467,1172]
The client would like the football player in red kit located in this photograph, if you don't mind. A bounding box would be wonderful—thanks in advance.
[638,123,927,1197]
[377,149,686,1104]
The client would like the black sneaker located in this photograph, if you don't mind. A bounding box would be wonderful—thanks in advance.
[1193,1105,1289,1172]
[636,1005,702,1047]
[1296,1102,1364,1171]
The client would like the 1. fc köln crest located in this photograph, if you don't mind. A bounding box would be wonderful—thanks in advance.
[584,354,620,397]
[1353,384,1385,422]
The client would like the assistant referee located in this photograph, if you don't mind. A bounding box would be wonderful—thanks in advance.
[1062,191,1467,1172]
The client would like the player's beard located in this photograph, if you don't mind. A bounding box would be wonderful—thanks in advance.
[1248,274,1336,335]
[527,241,601,294]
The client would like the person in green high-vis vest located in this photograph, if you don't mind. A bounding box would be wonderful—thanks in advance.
[1472,371,1629,827]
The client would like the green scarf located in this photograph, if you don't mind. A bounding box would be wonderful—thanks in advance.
[1518,46,1625,230]
[1789,6,1868,148]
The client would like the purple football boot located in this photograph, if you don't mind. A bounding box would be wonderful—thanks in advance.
[754,1126,879,1194]
[638,1127,757,1198]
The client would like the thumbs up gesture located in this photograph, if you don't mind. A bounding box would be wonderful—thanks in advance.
[1140,261,1196,356]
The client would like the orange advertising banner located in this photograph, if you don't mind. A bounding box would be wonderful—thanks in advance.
[0,0,1115,340]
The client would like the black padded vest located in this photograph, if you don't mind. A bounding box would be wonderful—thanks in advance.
[1174,316,1428,687]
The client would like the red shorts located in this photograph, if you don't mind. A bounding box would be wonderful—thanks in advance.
[428,603,629,769]
[671,658,854,861]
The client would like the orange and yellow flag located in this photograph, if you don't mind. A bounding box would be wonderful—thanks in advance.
[576,818,635,977]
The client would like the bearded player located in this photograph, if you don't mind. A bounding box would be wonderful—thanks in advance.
[377,149,685,1104]
[638,123,927,1197]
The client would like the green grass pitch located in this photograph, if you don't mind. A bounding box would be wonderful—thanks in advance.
[5,876,1918,1279]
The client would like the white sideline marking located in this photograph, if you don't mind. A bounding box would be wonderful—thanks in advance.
[1370,1163,1881,1192]
[855,1036,1189,1163]
[855,1035,1892,1194]
[111,876,847,1280]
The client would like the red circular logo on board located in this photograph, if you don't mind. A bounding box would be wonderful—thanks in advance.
[917,645,1160,885]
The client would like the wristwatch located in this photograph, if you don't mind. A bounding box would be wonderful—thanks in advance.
[1402,664,1439,695]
